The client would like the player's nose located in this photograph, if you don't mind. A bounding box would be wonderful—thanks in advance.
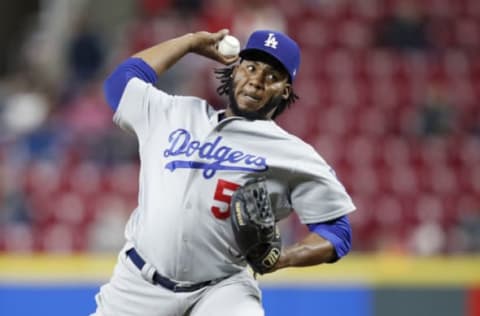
[248,73,265,90]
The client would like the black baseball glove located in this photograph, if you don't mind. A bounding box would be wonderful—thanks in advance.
[230,177,281,274]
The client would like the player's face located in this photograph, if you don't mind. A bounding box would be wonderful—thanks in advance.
[228,60,291,119]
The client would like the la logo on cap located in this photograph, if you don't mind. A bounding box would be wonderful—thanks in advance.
[264,33,278,49]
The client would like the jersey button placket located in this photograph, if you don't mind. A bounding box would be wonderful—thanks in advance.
[182,204,190,242]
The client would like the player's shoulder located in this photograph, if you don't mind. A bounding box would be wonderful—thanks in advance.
[129,78,209,109]
[268,121,316,149]
[171,94,206,104]
[266,121,329,163]
[174,94,215,113]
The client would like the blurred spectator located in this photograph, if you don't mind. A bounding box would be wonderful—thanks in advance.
[87,194,130,252]
[457,210,480,252]
[375,1,430,51]
[410,220,446,255]
[415,83,456,137]
[66,15,105,87]
[473,121,480,138]
[61,80,112,138]
[173,0,204,17]
[86,129,139,165]
[0,0,39,75]
[0,154,33,254]
[0,72,51,141]
[0,183,32,225]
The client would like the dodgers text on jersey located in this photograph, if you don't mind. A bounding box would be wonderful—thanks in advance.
[163,129,268,179]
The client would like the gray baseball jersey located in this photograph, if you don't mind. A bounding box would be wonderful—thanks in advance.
[113,77,356,283]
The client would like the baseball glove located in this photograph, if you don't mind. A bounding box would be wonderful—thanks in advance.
[230,177,281,274]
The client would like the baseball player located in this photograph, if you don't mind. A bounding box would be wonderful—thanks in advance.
[92,29,356,316]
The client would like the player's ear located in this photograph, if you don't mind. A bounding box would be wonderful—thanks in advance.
[281,83,291,100]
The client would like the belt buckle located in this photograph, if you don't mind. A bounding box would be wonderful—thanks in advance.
[140,262,157,285]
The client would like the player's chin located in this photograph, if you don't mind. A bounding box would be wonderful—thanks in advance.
[236,103,263,114]
[229,92,268,119]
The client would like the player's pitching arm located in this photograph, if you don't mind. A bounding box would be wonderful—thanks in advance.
[103,30,239,118]
[271,215,352,272]
[133,29,239,75]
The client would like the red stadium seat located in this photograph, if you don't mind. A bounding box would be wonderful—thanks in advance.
[68,162,102,197]
[2,224,34,253]
[337,19,372,51]
[348,165,379,196]
[413,194,446,224]
[388,164,419,197]
[454,19,480,51]
[39,223,76,253]
[466,0,480,17]
[51,192,87,226]
[373,194,407,229]
[344,135,378,167]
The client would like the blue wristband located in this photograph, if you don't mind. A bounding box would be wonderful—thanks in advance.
[307,215,352,262]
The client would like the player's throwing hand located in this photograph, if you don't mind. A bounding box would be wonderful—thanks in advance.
[189,29,239,65]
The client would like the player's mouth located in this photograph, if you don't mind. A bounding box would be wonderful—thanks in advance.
[246,95,261,102]
[237,94,264,111]
[241,93,263,104]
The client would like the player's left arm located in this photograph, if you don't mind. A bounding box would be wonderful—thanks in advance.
[271,215,352,271]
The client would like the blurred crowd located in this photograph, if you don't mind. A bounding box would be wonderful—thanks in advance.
[0,0,479,255]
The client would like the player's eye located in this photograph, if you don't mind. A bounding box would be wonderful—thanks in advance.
[266,73,277,81]
[246,64,255,72]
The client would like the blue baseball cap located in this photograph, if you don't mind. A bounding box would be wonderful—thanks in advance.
[239,30,301,82]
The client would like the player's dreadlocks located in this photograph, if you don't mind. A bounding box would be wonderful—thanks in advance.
[215,65,299,120]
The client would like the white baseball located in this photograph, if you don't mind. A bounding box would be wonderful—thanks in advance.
[218,35,241,57]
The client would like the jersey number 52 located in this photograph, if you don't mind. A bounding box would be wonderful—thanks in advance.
[211,179,240,219]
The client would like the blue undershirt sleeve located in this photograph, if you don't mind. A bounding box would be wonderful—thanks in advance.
[103,57,158,112]
[307,215,352,263]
